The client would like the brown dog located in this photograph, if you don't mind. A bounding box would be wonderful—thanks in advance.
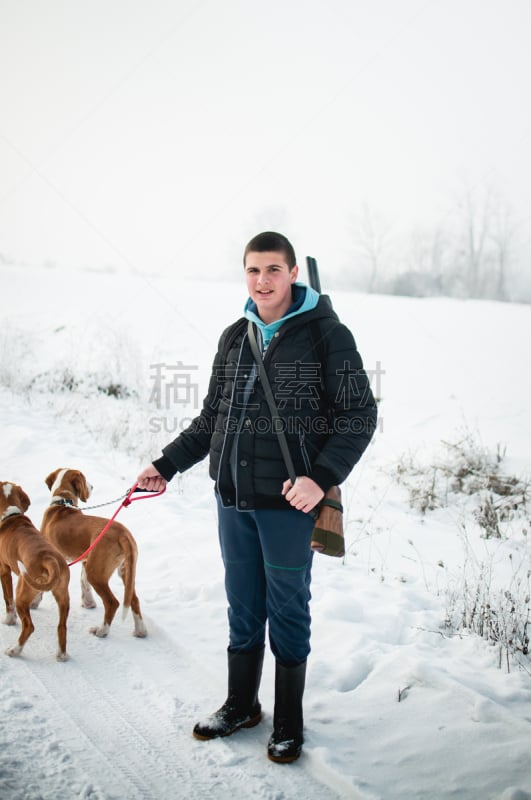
[41,468,147,639]
[0,481,70,660]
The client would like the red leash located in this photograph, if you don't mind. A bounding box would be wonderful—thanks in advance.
[67,482,166,568]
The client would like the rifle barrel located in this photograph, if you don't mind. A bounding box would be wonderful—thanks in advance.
[306,256,322,294]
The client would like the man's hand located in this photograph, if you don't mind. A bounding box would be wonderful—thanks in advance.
[136,465,167,493]
[282,476,324,514]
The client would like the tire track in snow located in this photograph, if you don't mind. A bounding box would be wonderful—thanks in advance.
[1,600,360,799]
[7,636,205,798]
[1,601,209,799]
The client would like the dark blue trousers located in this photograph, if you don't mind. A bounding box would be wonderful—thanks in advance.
[216,496,314,666]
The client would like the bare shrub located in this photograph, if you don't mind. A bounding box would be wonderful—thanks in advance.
[0,324,35,391]
[445,530,531,671]
[395,434,531,671]
[395,431,529,539]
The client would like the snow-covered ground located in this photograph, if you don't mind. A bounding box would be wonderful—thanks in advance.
[1,262,531,800]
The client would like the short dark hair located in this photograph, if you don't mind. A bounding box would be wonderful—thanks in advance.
[243,231,297,271]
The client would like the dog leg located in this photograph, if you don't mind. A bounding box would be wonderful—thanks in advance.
[30,591,43,610]
[117,560,147,638]
[129,589,147,638]
[5,642,23,657]
[6,578,35,657]
[132,612,147,638]
[52,580,70,662]
[117,563,147,638]
[1,567,16,625]
[90,621,110,638]
[3,607,16,626]
[80,565,97,609]
[85,574,119,637]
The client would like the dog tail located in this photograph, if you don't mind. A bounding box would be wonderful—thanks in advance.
[19,556,65,593]
[120,536,138,619]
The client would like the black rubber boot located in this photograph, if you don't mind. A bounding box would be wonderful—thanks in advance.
[267,660,307,763]
[193,647,265,740]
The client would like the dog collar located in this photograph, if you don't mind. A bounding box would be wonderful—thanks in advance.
[0,506,23,522]
[50,497,77,508]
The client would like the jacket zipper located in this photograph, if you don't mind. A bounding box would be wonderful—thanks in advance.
[217,334,247,505]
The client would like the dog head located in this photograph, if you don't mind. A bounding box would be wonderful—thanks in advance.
[45,468,92,505]
[0,481,31,519]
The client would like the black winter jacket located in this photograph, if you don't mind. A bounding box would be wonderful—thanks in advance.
[153,295,377,510]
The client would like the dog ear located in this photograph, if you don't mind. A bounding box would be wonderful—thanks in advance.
[14,485,31,512]
[72,471,91,502]
[45,469,61,490]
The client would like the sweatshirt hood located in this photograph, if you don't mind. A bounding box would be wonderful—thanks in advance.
[244,283,320,348]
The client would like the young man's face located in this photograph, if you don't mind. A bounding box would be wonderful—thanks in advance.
[244,250,299,324]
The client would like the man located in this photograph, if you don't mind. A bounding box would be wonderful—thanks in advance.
[138,231,377,762]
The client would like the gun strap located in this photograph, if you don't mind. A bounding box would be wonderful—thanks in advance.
[247,321,297,485]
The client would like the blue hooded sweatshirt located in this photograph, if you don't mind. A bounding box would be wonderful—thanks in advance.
[243,283,320,350]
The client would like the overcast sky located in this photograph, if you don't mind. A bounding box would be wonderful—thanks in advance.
[1,0,530,279]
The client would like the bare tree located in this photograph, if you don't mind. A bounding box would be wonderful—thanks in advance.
[344,177,528,301]
[452,181,522,300]
[395,225,450,297]
[457,180,494,297]
[350,202,393,292]
[490,196,518,301]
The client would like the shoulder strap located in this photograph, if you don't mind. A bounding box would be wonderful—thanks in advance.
[308,318,327,393]
[308,318,324,360]
[247,321,297,485]
[221,317,247,361]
